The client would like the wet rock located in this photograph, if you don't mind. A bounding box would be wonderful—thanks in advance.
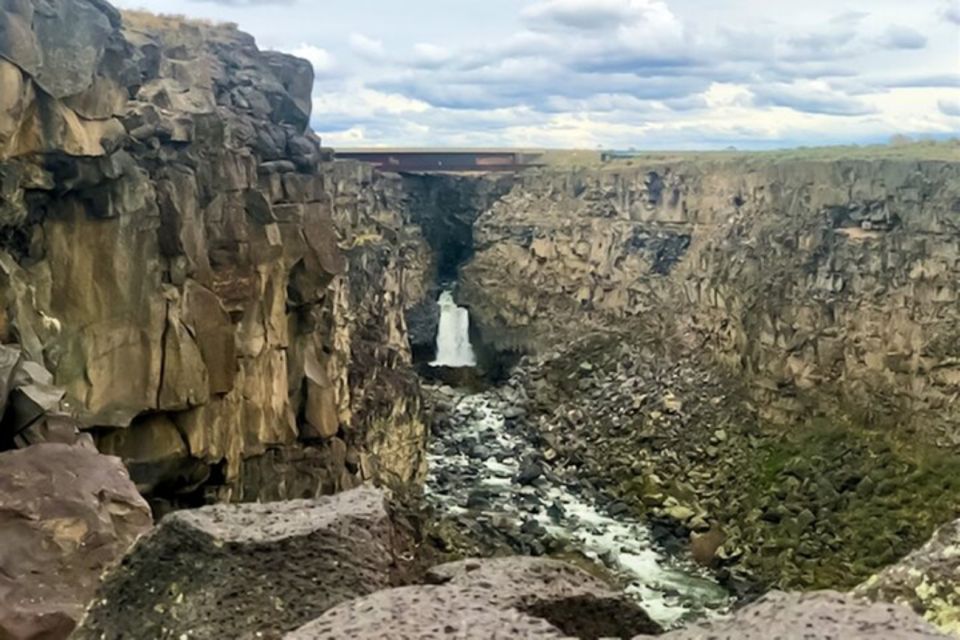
[658,591,950,639]
[502,405,526,420]
[521,520,549,537]
[468,443,493,461]
[466,490,494,509]
[516,459,544,485]
[609,501,630,516]
[76,487,396,640]
[0,444,152,640]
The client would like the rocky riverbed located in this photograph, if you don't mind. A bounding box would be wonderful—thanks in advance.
[423,383,730,628]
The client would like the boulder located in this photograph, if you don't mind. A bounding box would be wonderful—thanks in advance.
[428,557,662,638]
[288,557,660,639]
[284,585,569,640]
[658,591,950,640]
[76,487,398,640]
[855,518,960,636]
[0,444,152,640]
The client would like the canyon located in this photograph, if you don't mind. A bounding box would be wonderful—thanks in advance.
[0,0,958,638]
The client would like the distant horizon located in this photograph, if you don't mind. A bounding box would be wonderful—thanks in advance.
[332,135,960,152]
[111,0,960,148]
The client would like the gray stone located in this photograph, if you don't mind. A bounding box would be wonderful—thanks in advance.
[76,487,397,640]
[285,585,568,640]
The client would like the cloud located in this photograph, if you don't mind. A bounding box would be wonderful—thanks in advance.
[877,25,928,50]
[751,82,877,116]
[881,74,960,88]
[939,99,960,117]
[349,33,386,60]
[523,0,668,31]
[942,1,960,24]
[411,43,452,68]
[782,26,860,62]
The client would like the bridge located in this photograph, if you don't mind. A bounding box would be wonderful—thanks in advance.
[334,148,546,173]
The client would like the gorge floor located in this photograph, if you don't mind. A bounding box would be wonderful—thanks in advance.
[423,385,731,628]
[419,289,731,628]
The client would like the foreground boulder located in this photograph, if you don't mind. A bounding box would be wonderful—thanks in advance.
[76,487,397,640]
[285,585,569,639]
[0,444,152,640]
[855,518,960,636]
[427,557,661,638]
[659,591,949,639]
[287,557,660,639]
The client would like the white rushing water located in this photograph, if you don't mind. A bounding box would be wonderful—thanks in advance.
[426,391,731,629]
[430,291,477,368]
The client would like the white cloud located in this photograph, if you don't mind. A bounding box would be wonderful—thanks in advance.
[349,33,386,60]
[942,0,960,24]
[412,43,452,67]
[314,86,430,118]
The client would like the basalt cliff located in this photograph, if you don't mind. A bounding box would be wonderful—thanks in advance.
[462,158,960,434]
[0,1,430,509]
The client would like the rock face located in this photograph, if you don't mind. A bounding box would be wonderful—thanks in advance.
[287,556,660,640]
[658,591,950,640]
[462,157,960,433]
[76,487,396,640]
[385,173,513,360]
[0,443,152,639]
[856,518,960,635]
[0,1,429,506]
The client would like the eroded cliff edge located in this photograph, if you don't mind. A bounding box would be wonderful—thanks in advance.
[0,2,431,507]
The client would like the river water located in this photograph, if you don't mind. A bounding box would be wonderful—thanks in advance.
[423,291,731,629]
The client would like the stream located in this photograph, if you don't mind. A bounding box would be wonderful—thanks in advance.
[422,290,731,629]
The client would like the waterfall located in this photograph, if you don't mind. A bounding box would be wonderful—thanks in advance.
[431,291,477,368]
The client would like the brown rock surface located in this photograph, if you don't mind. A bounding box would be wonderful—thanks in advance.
[0,443,152,639]
[76,487,397,640]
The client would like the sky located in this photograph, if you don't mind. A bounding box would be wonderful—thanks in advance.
[111,0,960,149]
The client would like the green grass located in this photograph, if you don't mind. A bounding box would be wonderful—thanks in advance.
[741,417,960,589]
[536,139,960,169]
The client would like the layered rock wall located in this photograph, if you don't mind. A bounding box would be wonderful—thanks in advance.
[0,1,429,506]
[462,157,960,432]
